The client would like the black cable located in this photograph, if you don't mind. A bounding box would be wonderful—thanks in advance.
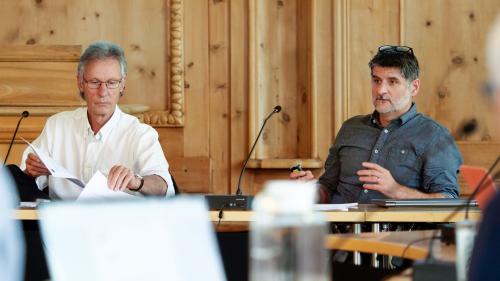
[400,235,442,261]
[217,204,227,228]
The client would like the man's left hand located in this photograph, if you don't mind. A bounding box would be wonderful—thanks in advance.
[357,162,403,198]
[107,165,141,191]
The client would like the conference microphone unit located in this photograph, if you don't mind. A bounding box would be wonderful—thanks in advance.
[2,111,29,166]
[205,105,282,210]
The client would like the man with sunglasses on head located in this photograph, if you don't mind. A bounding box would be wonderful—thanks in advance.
[291,45,462,204]
[20,41,175,200]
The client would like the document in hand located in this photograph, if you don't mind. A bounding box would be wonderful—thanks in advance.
[77,171,136,201]
[22,138,136,200]
[21,137,84,187]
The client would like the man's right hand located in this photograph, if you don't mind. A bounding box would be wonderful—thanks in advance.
[289,170,315,181]
[24,153,50,178]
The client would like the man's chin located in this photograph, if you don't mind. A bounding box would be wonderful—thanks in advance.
[375,105,394,114]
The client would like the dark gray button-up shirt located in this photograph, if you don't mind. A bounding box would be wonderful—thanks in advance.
[318,103,463,203]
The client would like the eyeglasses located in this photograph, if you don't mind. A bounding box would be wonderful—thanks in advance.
[378,45,414,56]
[83,77,123,90]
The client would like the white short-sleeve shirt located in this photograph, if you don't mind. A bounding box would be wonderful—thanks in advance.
[20,106,175,200]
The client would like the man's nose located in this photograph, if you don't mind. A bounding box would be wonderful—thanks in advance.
[97,83,109,96]
[376,81,389,95]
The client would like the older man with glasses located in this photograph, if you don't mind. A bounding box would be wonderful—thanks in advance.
[291,45,463,204]
[20,41,175,200]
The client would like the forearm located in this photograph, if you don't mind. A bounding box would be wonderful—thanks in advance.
[136,175,168,196]
[394,184,447,199]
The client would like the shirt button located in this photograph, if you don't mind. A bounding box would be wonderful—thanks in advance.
[374,149,379,154]
[364,189,369,194]
[384,129,389,133]
[401,150,406,154]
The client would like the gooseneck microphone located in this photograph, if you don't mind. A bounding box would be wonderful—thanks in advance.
[3,111,29,166]
[236,105,282,195]
[205,105,282,211]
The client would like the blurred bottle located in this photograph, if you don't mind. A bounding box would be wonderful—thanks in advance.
[250,180,329,281]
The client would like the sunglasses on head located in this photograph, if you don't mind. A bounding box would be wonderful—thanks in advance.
[378,45,414,55]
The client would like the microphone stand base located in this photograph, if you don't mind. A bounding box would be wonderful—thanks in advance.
[205,195,254,210]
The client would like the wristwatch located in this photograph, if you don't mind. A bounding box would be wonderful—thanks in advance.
[129,174,144,191]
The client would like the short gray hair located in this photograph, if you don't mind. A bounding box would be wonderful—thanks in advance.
[77,41,128,80]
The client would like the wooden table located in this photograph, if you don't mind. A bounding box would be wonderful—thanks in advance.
[15,204,481,224]
[325,230,455,262]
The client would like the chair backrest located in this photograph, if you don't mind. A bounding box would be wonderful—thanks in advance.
[460,165,498,209]
[171,174,181,195]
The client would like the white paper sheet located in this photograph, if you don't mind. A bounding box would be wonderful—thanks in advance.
[313,203,358,211]
[39,197,226,281]
[21,137,84,187]
[77,171,136,201]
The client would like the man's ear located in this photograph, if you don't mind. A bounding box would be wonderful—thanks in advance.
[410,78,420,97]
[77,76,85,100]
[119,79,126,97]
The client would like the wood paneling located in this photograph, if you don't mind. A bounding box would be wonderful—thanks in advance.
[0,61,81,106]
[208,0,230,194]
[405,0,500,142]
[2,0,500,196]
[0,0,167,110]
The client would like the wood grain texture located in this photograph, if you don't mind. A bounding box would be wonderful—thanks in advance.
[0,61,81,106]
[3,0,500,195]
[0,45,80,62]
[230,0,250,194]
[208,0,230,194]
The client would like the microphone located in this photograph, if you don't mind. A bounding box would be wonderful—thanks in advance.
[3,111,29,166]
[205,105,282,210]
[236,105,281,195]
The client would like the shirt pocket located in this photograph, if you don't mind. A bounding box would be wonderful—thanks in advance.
[387,146,421,188]
[338,143,373,185]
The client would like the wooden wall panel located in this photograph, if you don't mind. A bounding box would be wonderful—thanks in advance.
[0,0,167,110]
[252,0,301,159]
[347,0,401,118]
[0,62,80,106]
[208,0,230,194]
[313,0,334,160]
[2,0,500,196]
[405,0,500,142]
[230,0,251,194]
[183,0,210,157]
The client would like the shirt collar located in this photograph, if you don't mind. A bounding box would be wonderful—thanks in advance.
[84,105,122,141]
[369,102,417,127]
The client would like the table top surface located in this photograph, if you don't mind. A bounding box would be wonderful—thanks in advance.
[15,204,481,224]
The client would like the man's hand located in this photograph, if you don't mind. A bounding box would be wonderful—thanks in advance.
[289,170,315,181]
[24,153,50,178]
[107,165,141,191]
[357,162,403,198]
[357,162,447,199]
